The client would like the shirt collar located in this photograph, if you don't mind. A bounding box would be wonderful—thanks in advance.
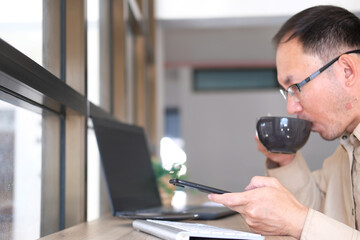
[340,123,360,148]
[353,123,360,142]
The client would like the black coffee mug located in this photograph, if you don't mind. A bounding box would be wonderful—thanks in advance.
[256,116,312,154]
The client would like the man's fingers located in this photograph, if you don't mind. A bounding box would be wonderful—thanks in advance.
[245,176,269,190]
[208,177,282,206]
[208,192,249,207]
[245,176,281,191]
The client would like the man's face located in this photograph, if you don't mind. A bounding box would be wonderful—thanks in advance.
[276,38,349,140]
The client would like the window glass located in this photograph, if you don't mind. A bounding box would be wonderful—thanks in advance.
[165,108,180,138]
[87,0,112,221]
[125,24,137,123]
[0,100,42,240]
[87,118,111,221]
[87,0,100,105]
[0,0,43,65]
[87,0,101,220]
[194,68,278,91]
[87,119,101,221]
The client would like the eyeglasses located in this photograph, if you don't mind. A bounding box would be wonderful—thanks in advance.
[280,49,360,102]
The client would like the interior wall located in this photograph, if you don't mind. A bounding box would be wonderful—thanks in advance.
[165,67,339,191]
[164,26,278,66]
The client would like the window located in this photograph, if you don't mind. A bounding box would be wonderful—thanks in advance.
[165,108,180,138]
[0,0,156,238]
[193,68,278,91]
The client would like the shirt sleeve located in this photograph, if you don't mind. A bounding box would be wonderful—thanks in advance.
[301,209,360,240]
[266,152,323,210]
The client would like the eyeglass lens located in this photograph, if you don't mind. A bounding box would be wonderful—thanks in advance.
[280,85,301,102]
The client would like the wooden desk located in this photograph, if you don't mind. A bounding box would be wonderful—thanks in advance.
[39,214,295,240]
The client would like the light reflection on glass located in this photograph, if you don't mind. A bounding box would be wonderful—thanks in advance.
[280,117,288,128]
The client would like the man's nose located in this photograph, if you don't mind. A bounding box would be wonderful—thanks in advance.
[286,97,303,115]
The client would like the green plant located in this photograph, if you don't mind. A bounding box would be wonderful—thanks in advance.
[152,159,187,195]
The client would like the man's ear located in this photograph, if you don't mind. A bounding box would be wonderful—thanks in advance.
[338,54,358,87]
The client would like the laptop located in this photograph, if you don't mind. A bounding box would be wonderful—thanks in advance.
[91,116,236,220]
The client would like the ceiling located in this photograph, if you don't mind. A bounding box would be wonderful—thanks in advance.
[159,17,287,67]
[156,1,360,67]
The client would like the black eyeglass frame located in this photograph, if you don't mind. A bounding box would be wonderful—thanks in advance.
[280,49,360,100]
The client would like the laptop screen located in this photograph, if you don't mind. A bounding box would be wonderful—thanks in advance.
[92,117,162,213]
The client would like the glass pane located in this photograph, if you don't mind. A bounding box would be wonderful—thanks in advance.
[194,68,278,91]
[87,119,110,221]
[86,0,112,221]
[0,0,43,66]
[165,108,180,138]
[0,100,42,239]
[87,0,112,111]
[125,23,137,123]
[87,0,100,106]
[87,120,100,221]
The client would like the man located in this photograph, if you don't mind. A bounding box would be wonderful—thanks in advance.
[209,5,360,240]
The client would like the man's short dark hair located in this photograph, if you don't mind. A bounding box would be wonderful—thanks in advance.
[273,5,360,61]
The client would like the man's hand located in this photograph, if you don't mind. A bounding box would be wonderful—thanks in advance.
[208,176,308,239]
[255,135,296,167]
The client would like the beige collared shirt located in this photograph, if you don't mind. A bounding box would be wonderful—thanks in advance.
[266,123,360,240]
